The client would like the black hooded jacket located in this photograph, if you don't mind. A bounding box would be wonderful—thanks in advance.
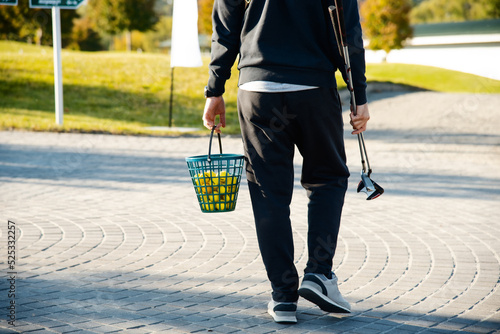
[207,0,367,105]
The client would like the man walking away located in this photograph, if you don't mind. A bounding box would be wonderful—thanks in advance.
[203,0,370,324]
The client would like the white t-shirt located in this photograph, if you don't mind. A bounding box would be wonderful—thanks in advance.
[239,81,318,93]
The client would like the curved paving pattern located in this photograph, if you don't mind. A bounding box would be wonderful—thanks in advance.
[1,91,500,333]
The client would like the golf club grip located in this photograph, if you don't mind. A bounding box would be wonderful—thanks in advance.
[329,1,356,115]
[334,0,347,42]
[328,6,345,59]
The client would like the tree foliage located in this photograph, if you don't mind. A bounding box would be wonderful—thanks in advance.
[111,16,172,52]
[0,0,172,52]
[86,0,158,35]
[360,0,413,53]
[0,0,77,46]
[68,16,104,51]
[155,0,173,16]
[411,0,500,23]
[198,0,214,36]
[142,15,173,51]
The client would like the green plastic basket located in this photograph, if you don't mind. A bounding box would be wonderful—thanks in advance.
[186,127,245,213]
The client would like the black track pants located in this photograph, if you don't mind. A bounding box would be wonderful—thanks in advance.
[237,87,350,303]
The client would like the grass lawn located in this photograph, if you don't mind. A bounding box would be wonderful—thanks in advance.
[1,41,499,136]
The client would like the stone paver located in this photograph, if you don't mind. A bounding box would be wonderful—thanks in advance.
[1,90,500,333]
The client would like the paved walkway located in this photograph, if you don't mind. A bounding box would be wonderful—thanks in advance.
[1,91,500,333]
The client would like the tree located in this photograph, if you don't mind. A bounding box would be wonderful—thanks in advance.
[411,0,500,23]
[155,0,173,16]
[198,0,214,36]
[86,0,158,51]
[68,16,104,51]
[360,0,413,54]
[142,15,173,52]
[0,0,77,47]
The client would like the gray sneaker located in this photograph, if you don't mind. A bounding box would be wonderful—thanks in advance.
[298,272,351,313]
[267,300,297,323]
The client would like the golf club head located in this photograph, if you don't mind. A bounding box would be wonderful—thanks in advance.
[357,172,384,200]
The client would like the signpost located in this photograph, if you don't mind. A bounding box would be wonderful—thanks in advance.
[0,0,18,5]
[29,0,85,125]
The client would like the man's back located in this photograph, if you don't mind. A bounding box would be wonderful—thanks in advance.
[209,0,367,105]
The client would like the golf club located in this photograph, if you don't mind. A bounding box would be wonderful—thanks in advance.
[328,0,384,200]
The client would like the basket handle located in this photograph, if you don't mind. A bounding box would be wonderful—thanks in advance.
[207,126,223,163]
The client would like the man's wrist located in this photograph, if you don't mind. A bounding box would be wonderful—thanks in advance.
[204,86,221,98]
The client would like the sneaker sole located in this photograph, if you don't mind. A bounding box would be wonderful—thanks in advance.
[298,286,351,313]
[268,308,297,324]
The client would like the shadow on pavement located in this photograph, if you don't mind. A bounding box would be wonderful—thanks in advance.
[2,143,499,200]
[360,129,500,146]
[0,144,192,187]
[359,171,500,200]
[5,272,498,333]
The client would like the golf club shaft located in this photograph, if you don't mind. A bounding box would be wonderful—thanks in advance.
[345,45,371,174]
[359,133,371,174]
[329,2,371,175]
[344,45,371,174]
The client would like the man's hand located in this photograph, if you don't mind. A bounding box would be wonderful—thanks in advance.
[350,103,370,135]
[203,96,226,133]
